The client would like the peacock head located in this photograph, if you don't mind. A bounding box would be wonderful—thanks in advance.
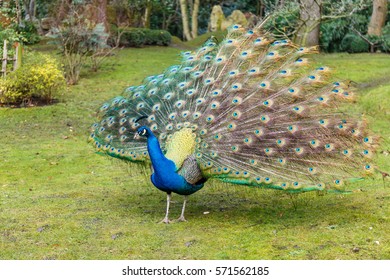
[134,115,151,139]
[136,126,152,138]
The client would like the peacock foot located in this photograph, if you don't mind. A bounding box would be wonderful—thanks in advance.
[176,216,187,222]
[159,217,171,224]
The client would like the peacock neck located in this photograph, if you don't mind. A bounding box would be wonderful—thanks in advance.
[146,133,176,174]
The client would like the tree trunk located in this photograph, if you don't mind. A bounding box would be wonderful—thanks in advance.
[191,0,199,39]
[179,0,193,41]
[57,0,72,24]
[368,0,388,36]
[295,0,322,47]
[14,0,22,25]
[95,0,108,31]
[143,0,152,29]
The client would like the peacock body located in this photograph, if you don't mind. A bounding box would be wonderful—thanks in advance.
[89,23,377,223]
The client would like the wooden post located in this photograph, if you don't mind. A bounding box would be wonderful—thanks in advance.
[1,40,8,78]
[13,42,22,71]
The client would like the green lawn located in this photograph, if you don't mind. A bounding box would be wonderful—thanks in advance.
[0,46,389,260]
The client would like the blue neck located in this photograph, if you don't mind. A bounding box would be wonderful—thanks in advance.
[147,132,176,177]
[146,133,176,173]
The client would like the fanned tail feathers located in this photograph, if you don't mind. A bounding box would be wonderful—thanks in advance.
[90,24,377,193]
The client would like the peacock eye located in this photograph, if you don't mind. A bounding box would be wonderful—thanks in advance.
[139,128,147,136]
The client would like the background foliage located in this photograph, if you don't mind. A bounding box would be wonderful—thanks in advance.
[0,51,65,105]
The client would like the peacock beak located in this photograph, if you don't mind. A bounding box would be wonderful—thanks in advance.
[134,133,140,140]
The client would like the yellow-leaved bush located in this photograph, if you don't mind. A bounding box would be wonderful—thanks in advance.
[0,52,65,105]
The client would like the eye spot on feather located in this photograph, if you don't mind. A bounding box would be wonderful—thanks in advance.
[240,50,250,58]
[148,88,157,96]
[178,81,190,89]
[182,66,193,73]
[228,70,238,77]
[260,115,270,124]
[231,83,242,91]
[254,128,264,137]
[215,56,225,64]
[232,110,242,119]
[210,152,218,158]
[152,103,161,111]
[175,100,186,109]
[162,78,171,85]
[210,101,220,110]
[334,179,343,186]
[364,164,373,172]
[211,89,222,97]
[319,119,329,127]
[262,99,274,108]
[227,122,237,131]
[100,104,109,111]
[192,71,204,79]
[204,77,215,86]
[248,67,259,75]
[325,143,335,151]
[363,136,373,144]
[294,147,304,155]
[196,98,206,105]
[176,123,183,130]
[308,167,317,174]
[264,177,272,184]
[259,81,270,89]
[243,137,253,145]
[163,92,174,100]
[136,102,145,110]
[168,112,177,120]
[214,133,221,141]
[166,124,173,130]
[231,145,240,152]
[186,89,196,96]
[293,182,300,188]
[276,139,286,147]
[226,39,234,44]
[292,105,305,114]
[232,97,242,105]
[342,149,352,157]
[221,167,230,174]
[309,139,320,148]
[206,115,215,123]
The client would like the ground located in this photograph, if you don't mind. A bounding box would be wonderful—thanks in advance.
[0,45,389,260]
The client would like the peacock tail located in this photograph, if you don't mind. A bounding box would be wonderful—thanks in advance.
[89,24,377,193]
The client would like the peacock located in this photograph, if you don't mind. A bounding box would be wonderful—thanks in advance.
[89,23,378,223]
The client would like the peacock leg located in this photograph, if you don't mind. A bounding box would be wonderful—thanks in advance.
[177,195,188,222]
[159,193,171,224]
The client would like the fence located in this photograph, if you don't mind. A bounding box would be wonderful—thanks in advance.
[1,40,22,78]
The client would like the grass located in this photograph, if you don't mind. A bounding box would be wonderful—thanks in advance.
[0,45,389,260]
